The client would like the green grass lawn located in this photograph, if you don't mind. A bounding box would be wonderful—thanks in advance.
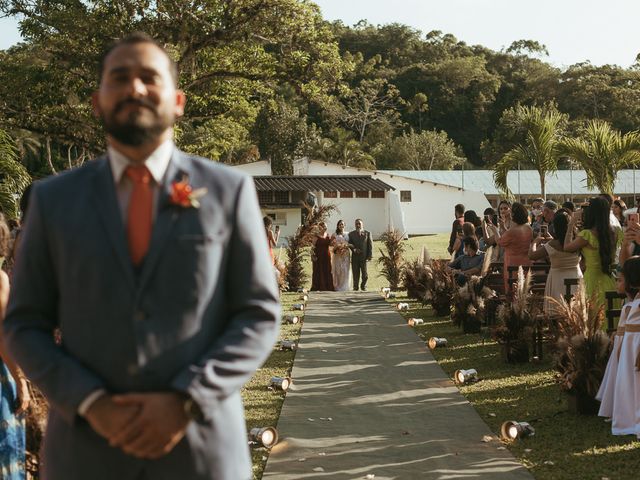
[391,295,640,480]
[244,233,640,479]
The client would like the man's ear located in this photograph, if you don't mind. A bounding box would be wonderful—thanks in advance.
[175,90,186,117]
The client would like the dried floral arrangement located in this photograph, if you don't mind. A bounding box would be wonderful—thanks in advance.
[492,267,538,363]
[401,258,429,300]
[377,229,406,291]
[551,285,611,401]
[451,275,496,334]
[424,259,456,317]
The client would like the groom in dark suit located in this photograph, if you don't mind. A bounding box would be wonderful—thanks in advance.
[4,33,280,480]
[348,218,373,291]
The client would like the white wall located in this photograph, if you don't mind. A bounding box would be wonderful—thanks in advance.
[261,208,300,247]
[234,160,271,175]
[318,194,389,238]
[298,160,490,234]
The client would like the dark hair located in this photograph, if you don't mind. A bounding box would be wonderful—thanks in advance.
[511,202,529,225]
[583,197,614,274]
[464,210,480,227]
[463,236,479,251]
[455,203,465,216]
[622,256,640,296]
[0,214,9,257]
[552,210,570,243]
[100,32,178,85]
[532,198,544,205]
[562,200,575,212]
[613,199,627,222]
[543,200,557,211]
[483,207,498,225]
[598,192,614,207]
[335,219,344,234]
[483,207,495,216]
[263,216,273,228]
[462,222,476,237]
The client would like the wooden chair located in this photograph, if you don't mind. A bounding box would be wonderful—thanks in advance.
[564,278,580,302]
[506,264,549,295]
[605,291,626,333]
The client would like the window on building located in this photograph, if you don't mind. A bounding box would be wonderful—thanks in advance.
[258,191,273,204]
[340,191,354,198]
[291,191,306,203]
[264,212,286,226]
[324,191,338,198]
[371,190,385,199]
[274,191,289,204]
[400,190,412,202]
[355,191,369,198]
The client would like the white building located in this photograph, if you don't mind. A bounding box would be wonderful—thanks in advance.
[232,159,490,240]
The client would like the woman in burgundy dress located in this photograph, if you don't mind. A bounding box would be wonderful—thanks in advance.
[311,222,335,291]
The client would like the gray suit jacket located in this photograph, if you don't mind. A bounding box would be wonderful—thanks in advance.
[4,150,280,480]
[347,230,373,261]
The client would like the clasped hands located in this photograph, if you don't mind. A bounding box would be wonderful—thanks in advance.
[85,392,190,460]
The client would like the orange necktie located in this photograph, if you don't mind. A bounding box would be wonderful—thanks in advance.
[125,165,153,266]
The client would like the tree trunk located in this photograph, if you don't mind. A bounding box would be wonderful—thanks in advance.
[539,170,546,199]
[45,137,57,175]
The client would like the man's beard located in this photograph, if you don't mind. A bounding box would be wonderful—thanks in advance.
[100,99,174,146]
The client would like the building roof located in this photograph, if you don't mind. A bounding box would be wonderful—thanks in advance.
[383,169,640,196]
[253,175,395,192]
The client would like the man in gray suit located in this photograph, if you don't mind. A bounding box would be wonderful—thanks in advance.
[4,33,280,480]
[347,218,373,291]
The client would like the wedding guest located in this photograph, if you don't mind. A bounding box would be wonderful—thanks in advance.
[263,215,280,266]
[311,222,334,291]
[599,192,622,229]
[348,218,373,291]
[448,236,485,285]
[564,197,623,314]
[447,203,465,254]
[613,199,627,227]
[529,210,582,316]
[497,199,512,233]
[5,33,279,480]
[597,258,639,422]
[481,207,502,262]
[532,200,557,237]
[610,256,640,437]
[529,198,544,223]
[331,220,351,292]
[562,200,575,213]
[451,222,477,259]
[464,210,483,239]
[487,202,532,293]
[620,218,640,265]
[0,215,29,479]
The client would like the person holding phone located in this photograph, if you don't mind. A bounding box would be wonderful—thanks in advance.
[620,213,640,264]
[264,216,280,266]
[565,197,624,316]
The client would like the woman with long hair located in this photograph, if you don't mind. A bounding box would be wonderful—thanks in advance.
[263,216,280,266]
[331,220,351,291]
[529,210,583,316]
[612,199,627,227]
[565,197,624,313]
[311,222,334,291]
[486,202,532,293]
[497,199,512,233]
[451,222,477,259]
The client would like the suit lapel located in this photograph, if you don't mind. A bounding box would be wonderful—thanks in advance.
[90,157,136,288]
[137,150,189,292]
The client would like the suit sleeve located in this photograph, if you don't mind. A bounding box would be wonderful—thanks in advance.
[171,175,280,419]
[366,232,373,260]
[4,184,105,424]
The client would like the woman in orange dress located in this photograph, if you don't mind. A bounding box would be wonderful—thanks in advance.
[487,202,533,293]
[263,216,279,265]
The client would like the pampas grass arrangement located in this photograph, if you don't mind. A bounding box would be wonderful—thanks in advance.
[377,229,405,291]
[424,259,456,316]
[451,276,496,333]
[401,258,430,300]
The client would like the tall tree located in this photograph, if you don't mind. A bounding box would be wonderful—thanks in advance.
[559,120,640,195]
[0,129,31,218]
[493,105,567,198]
[376,129,465,170]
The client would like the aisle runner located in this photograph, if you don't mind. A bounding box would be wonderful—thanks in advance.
[263,292,533,480]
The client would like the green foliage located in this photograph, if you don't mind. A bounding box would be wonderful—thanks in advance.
[377,229,405,291]
[559,120,640,194]
[0,129,31,219]
[493,105,567,198]
[376,129,465,170]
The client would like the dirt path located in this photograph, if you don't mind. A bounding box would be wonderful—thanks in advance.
[263,292,533,479]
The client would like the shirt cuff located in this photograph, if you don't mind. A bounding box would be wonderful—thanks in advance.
[78,389,107,417]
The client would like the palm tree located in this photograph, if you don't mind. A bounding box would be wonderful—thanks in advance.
[0,129,32,219]
[493,105,566,199]
[559,120,640,195]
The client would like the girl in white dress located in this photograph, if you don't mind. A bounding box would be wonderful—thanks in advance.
[597,265,638,418]
[611,256,640,436]
[331,220,352,292]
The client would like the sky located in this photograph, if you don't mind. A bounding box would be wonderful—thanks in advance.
[1,0,639,68]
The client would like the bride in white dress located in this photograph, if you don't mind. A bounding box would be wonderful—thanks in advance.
[331,220,352,291]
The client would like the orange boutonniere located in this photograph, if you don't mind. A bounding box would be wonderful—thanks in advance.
[170,175,207,208]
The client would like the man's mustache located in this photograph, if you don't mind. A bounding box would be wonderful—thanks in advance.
[114,98,156,114]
